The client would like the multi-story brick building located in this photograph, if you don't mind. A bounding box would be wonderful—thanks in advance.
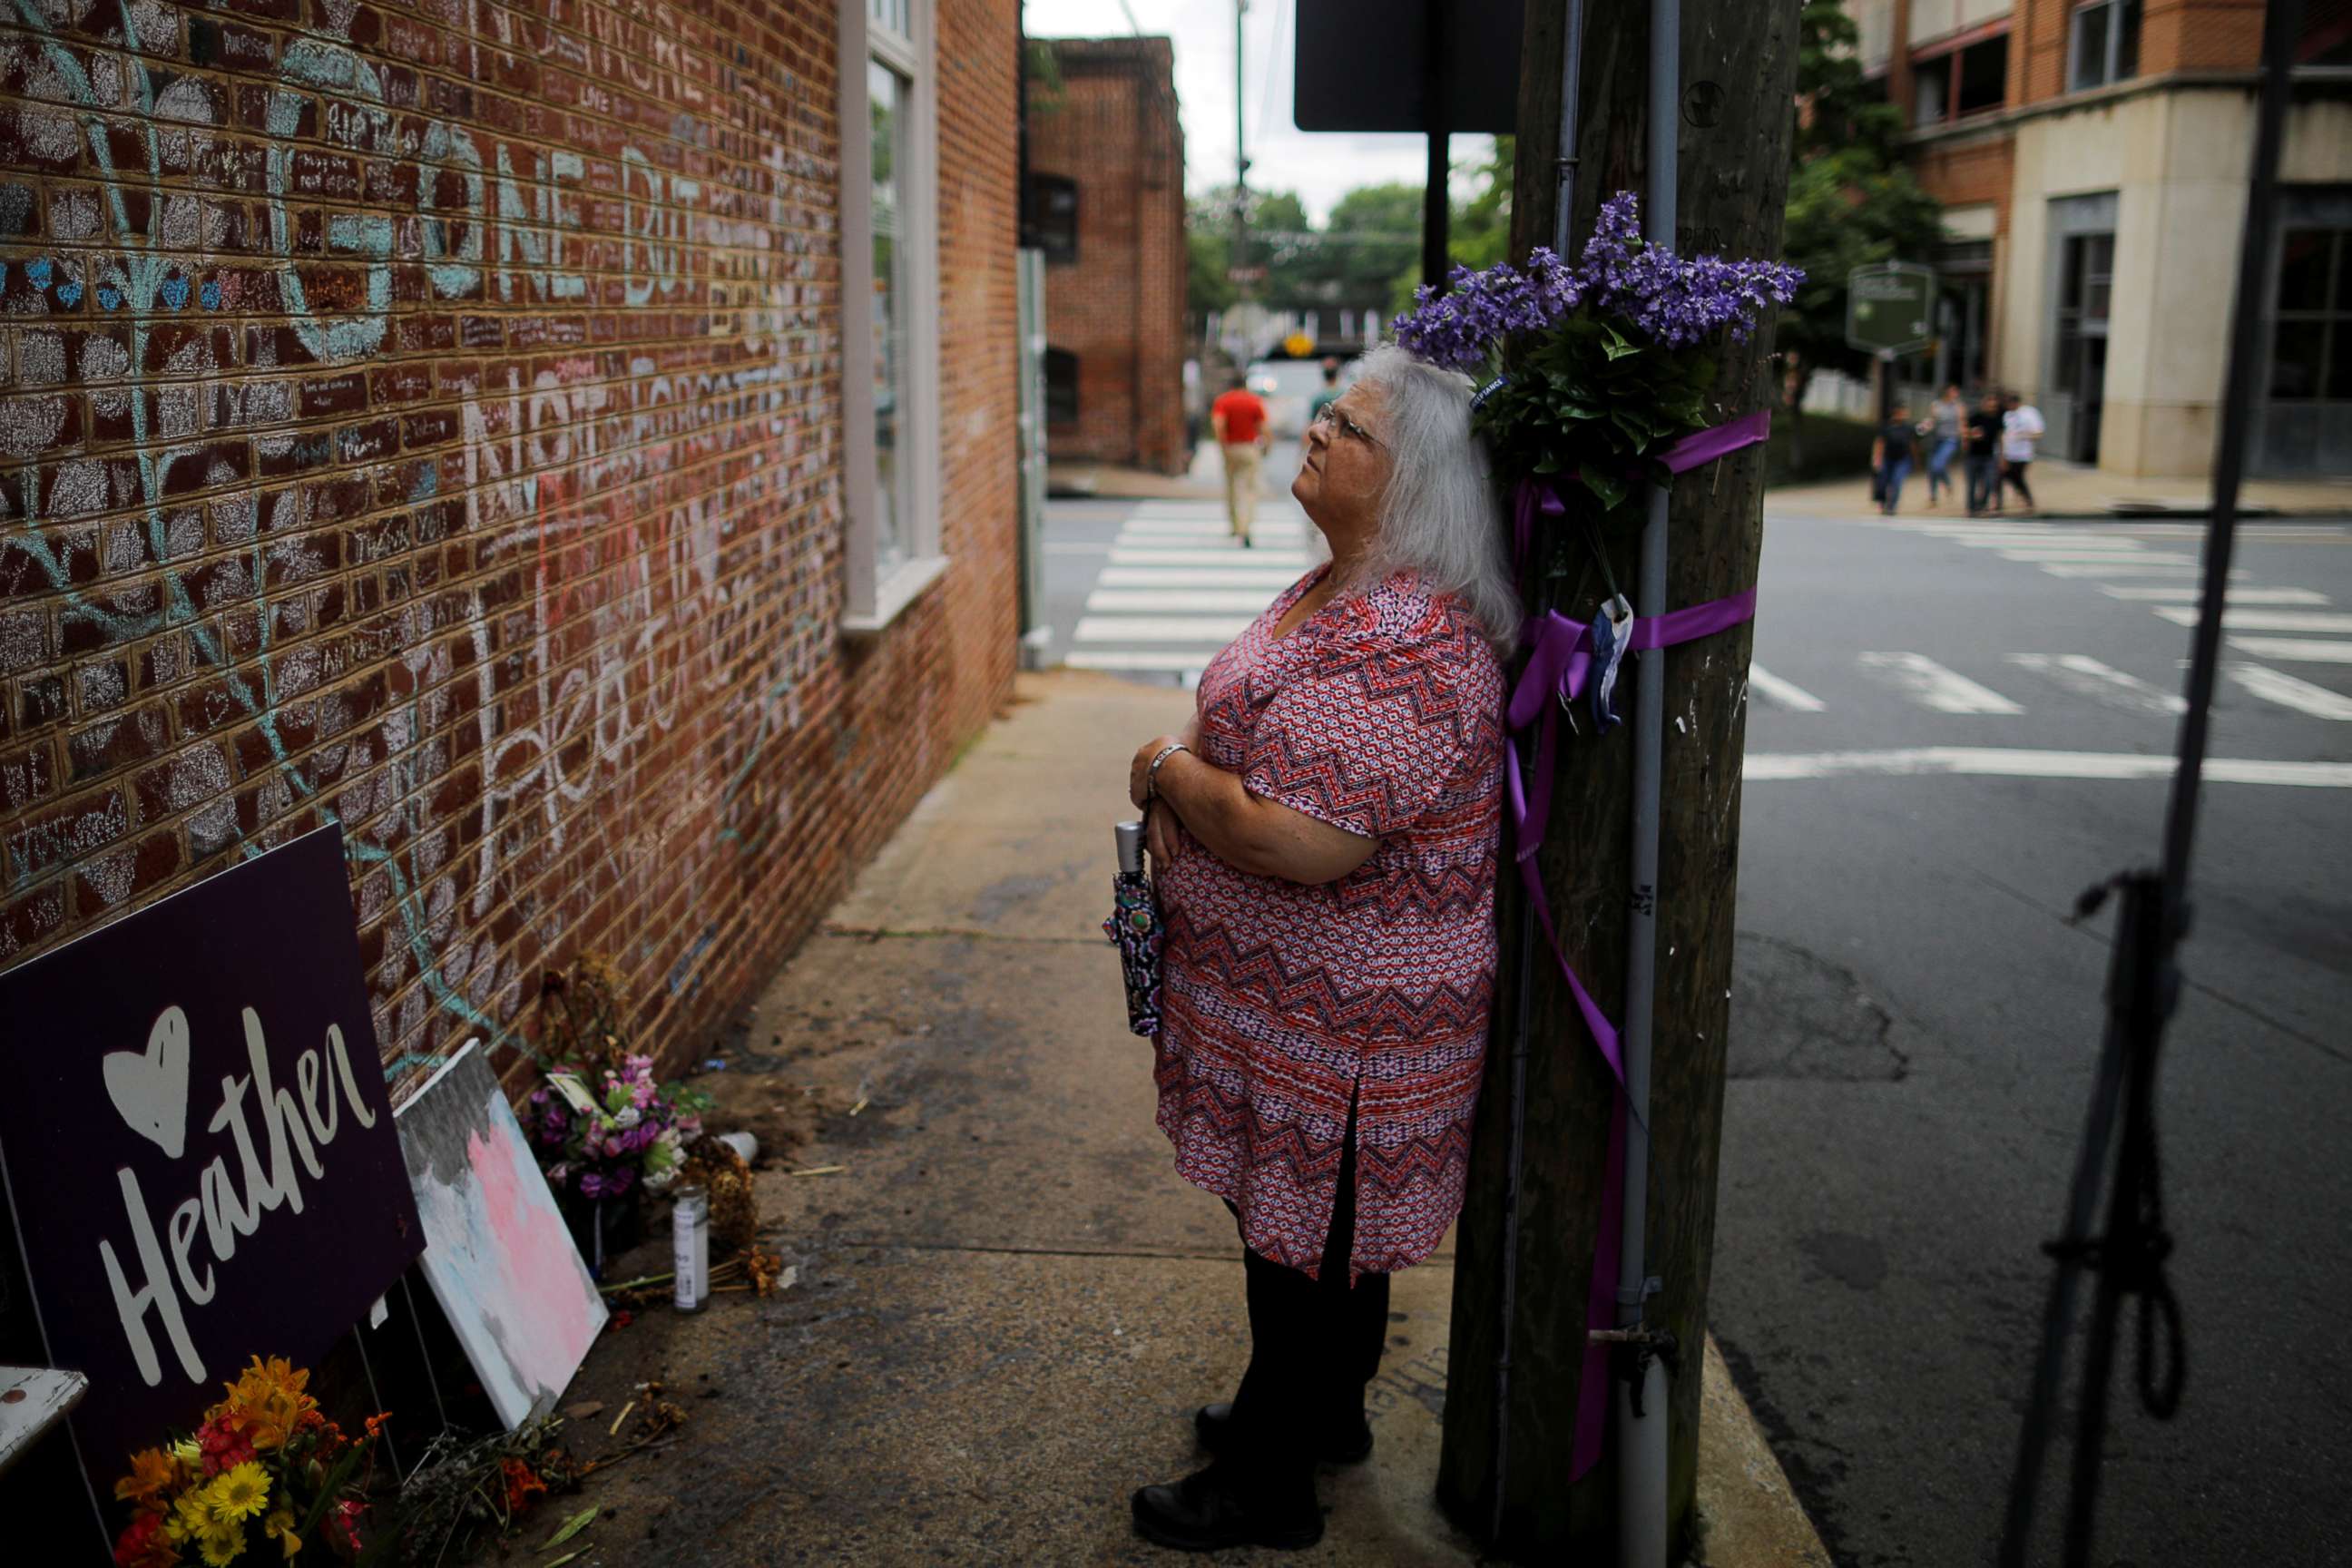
[1854,0,2352,476]
[1023,36,1188,475]
[0,0,1023,1093]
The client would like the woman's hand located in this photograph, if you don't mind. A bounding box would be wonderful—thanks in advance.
[1146,801,1181,866]
[1131,734,1186,810]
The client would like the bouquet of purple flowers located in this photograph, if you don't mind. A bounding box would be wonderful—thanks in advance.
[1393,192,1801,516]
[528,1054,711,1203]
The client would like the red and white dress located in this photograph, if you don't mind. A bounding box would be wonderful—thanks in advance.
[1152,564,1505,1283]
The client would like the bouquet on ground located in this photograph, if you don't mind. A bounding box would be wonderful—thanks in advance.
[112,1356,386,1566]
[527,1052,711,1204]
[1393,191,1802,517]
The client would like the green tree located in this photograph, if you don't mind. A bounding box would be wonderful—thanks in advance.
[1775,0,1943,459]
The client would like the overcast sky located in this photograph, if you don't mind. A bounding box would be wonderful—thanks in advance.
[1021,0,1494,226]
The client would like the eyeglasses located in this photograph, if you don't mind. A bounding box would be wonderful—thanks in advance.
[1310,403,1384,450]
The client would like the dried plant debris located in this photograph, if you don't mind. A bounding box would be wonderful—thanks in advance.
[381,1418,579,1565]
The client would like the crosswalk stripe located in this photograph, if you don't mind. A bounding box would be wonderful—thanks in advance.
[1098,567,1308,589]
[2100,585,2328,603]
[1999,549,2198,564]
[2040,563,2224,578]
[1086,589,1277,612]
[2227,636,2352,663]
[1110,547,1316,567]
[2005,653,2184,715]
[2153,607,2352,633]
[1744,748,2352,788]
[1064,651,1217,672]
[1857,652,2024,713]
[1747,663,1827,712]
[1956,536,2149,550]
[1074,615,1253,642]
[1116,522,1311,540]
[2227,663,2352,720]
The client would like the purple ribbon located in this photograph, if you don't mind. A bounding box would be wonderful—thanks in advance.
[1502,409,1769,1479]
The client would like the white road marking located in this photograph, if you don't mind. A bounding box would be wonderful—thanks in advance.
[1117,521,1311,540]
[1998,549,2198,564]
[1743,748,2352,788]
[2040,563,2226,578]
[1857,652,2024,714]
[1747,663,1827,712]
[2004,654,2184,715]
[2226,664,2352,720]
[1074,615,1254,642]
[2228,637,2352,663]
[1098,567,1308,589]
[1955,536,2149,550]
[2100,585,2328,603]
[1064,651,1216,672]
[1044,541,1114,554]
[2152,607,2352,633]
[1110,548,1317,567]
[1086,589,1279,612]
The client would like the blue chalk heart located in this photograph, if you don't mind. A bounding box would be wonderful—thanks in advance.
[200,280,222,310]
[160,277,190,309]
[27,258,52,288]
[55,281,82,307]
[96,286,121,310]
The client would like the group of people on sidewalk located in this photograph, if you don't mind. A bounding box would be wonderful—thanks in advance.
[1874,385,2045,517]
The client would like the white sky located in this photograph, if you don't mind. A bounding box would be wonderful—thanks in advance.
[1021,0,1494,226]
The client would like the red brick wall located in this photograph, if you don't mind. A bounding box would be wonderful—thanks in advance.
[1026,37,1186,475]
[0,0,1018,1094]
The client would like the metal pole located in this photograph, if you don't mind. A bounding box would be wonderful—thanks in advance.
[1490,0,1584,1542]
[1616,1,1676,1563]
[1995,2,2301,1563]
[1232,0,1249,312]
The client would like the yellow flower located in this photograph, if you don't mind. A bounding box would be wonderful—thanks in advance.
[197,1518,247,1567]
[262,1508,303,1559]
[206,1461,270,1524]
[224,1357,316,1451]
[168,1488,216,1542]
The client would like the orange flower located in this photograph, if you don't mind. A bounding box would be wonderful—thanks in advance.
[223,1357,316,1451]
[362,1412,392,1441]
[114,1447,187,1507]
[499,1457,547,1513]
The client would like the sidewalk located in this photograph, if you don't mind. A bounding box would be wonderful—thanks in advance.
[511,671,1829,1566]
[1770,461,2351,520]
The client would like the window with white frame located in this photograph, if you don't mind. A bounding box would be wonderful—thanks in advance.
[840,0,944,634]
[2069,0,2141,93]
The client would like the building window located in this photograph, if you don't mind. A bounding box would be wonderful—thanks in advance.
[2269,228,2350,403]
[2069,0,2140,93]
[1024,174,1078,264]
[839,0,945,634]
[1912,32,2006,128]
[1044,348,1079,424]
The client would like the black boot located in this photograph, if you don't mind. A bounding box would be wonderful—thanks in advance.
[1131,1461,1323,1553]
[1193,1401,1374,1465]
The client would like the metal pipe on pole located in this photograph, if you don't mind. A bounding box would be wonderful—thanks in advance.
[1488,0,1585,1541]
[1615,2,1676,1564]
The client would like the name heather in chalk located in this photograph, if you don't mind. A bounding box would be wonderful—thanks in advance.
[98,1004,379,1389]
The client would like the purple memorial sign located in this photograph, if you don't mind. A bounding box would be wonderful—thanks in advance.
[0,824,423,1518]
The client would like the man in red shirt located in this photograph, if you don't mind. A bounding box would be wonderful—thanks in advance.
[1209,373,1270,546]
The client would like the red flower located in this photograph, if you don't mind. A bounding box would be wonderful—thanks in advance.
[195,1413,258,1475]
[501,1456,548,1513]
[113,1510,178,1568]
[325,1497,370,1559]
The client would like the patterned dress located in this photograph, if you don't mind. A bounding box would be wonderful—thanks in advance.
[1152,564,1505,1284]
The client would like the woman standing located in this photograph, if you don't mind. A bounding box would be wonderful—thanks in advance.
[1125,346,1513,1551]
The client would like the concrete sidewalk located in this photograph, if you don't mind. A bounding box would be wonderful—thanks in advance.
[521,671,1828,1566]
[1771,462,2351,520]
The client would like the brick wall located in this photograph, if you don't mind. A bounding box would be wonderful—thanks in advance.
[1026,37,1186,475]
[0,0,1019,1095]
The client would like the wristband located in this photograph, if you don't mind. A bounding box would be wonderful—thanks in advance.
[1146,741,1190,799]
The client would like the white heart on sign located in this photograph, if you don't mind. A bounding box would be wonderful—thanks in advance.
[104,1006,191,1161]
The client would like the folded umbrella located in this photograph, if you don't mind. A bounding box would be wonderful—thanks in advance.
[1103,818,1162,1037]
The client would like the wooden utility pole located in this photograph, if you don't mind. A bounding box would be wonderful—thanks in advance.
[1436,1,1803,1558]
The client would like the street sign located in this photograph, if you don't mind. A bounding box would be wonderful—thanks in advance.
[1226,265,1268,286]
[1293,0,1524,134]
[1846,262,1937,356]
[1282,332,1315,358]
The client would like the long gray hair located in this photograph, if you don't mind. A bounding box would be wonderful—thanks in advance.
[1347,344,1520,654]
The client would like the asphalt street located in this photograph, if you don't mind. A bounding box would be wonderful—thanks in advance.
[1039,467,2352,1567]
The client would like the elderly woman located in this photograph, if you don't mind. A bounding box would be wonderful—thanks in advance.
[1125,346,1516,1552]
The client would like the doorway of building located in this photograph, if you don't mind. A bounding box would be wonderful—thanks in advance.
[2053,229,2114,463]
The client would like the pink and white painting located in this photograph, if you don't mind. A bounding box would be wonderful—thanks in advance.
[395,1041,606,1429]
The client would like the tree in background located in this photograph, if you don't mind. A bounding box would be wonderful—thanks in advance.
[1775,0,1943,463]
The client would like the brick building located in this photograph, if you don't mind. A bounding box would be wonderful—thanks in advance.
[1852,0,2352,476]
[1023,36,1188,475]
[0,0,1022,1093]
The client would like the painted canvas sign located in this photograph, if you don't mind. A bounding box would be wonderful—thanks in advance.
[396,1041,606,1429]
[0,825,422,1494]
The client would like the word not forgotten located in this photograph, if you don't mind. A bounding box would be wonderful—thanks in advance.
[99,1004,379,1387]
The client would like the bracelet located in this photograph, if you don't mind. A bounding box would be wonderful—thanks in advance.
[1146,741,1191,799]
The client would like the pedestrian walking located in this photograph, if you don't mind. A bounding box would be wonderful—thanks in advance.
[1124,346,1513,1553]
[1925,382,1965,508]
[1966,391,2004,514]
[1873,400,1919,515]
[1210,372,1271,547]
[2001,391,2044,513]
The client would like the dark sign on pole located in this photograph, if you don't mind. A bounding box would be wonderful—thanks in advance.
[1292,0,1524,134]
[0,825,423,1532]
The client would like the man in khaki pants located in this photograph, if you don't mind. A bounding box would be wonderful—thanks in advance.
[1210,372,1270,547]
